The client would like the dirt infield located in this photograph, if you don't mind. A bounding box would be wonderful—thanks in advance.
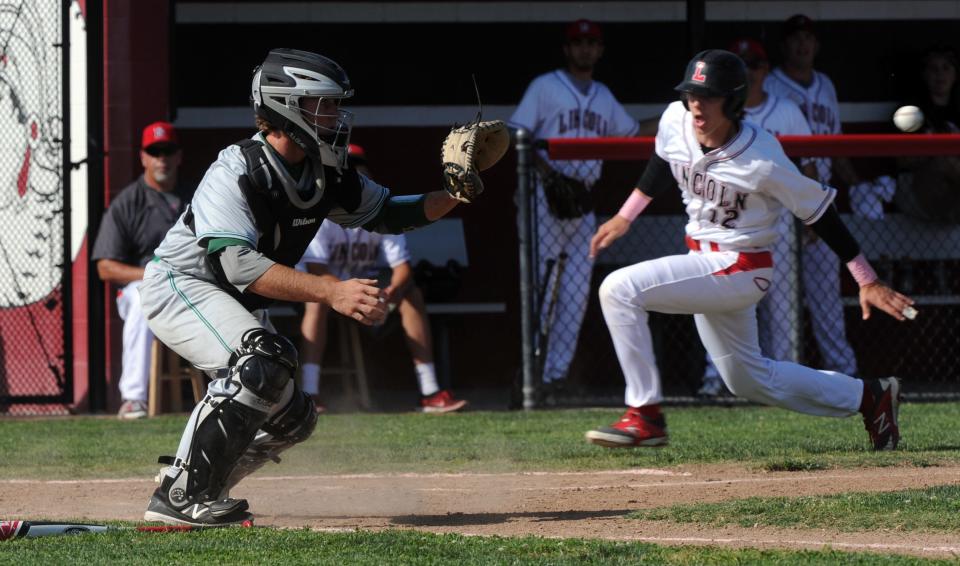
[3,464,960,558]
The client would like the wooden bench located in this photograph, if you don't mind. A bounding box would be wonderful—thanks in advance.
[147,338,206,417]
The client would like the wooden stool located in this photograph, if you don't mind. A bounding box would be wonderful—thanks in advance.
[148,338,206,417]
[323,316,371,409]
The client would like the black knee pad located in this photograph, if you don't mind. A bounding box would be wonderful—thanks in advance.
[230,329,298,404]
[263,389,318,446]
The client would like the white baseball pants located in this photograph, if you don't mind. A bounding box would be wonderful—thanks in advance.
[801,237,858,374]
[117,280,153,402]
[599,244,862,417]
[531,184,595,384]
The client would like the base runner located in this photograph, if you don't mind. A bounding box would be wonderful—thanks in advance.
[585,50,915,451]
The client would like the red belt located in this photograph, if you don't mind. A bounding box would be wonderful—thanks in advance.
[685,235,773,276]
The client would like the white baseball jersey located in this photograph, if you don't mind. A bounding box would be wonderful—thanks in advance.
[655,101,836,250]
[763,68,840,183]
[744,94,812,138]
[298,220,410,280]
[508,70,638,186]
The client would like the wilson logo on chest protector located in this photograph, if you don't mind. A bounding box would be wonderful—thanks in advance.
[292,217,317,227]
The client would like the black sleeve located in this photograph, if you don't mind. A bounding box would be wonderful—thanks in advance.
[809,205,861,263]
[636,153,675,198]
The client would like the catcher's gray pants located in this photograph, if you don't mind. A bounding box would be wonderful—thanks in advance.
[140,261,303,491]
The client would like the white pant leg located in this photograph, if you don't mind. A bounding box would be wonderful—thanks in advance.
[542,211,595,383]
[696,307,862,417]
[528,182,595,384]
[116,281,153,402]
[801,237,858,374]
[600,251,767,407]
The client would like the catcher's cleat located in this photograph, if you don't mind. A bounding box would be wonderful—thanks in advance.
[420,390,468,413]
[144,474,252,527]
[586,406,669,448]
[861,377,901,451]
[144,488,252,527]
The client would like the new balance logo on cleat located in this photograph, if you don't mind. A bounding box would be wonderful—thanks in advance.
[862,377,901,451]
[144,488,253,527]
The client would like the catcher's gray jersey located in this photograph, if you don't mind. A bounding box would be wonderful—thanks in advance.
[143,134,389,370]
[155,134,388,281]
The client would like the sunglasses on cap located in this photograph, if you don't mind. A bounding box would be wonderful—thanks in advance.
[144,144,179,157]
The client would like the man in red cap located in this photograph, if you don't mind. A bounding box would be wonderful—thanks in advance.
[508,19,638,405]
[92,121,188,419]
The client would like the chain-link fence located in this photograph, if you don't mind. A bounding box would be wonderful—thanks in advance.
[517,133,960,407]
[0,0,70,414]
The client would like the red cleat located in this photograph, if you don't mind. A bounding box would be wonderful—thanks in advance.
[585,405,669,447]
[420,390,468,413]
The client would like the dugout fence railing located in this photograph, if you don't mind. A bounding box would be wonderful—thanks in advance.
[515,132,960,410]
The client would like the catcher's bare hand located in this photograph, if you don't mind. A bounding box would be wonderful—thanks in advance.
[859,282,916,321]
[330,278,388,326]
[589,216,630,259]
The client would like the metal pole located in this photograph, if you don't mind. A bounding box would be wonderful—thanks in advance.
[60,0,73,401]
[516,129,537,410]
[86,0,106,412]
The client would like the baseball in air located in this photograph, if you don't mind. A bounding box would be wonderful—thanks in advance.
[893,105,924,133]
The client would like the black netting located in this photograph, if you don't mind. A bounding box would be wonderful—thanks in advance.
[0,0,68,414]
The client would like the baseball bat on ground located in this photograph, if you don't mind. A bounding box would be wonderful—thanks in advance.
[1,519,254,540]
[537,252,567,382]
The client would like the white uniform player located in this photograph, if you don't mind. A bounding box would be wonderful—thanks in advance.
[700,39,813,396]
[584,50,912,452]
[299,220,409,281]
[296,219,468,412]
[763,14,859,376]
[508,19,638,393]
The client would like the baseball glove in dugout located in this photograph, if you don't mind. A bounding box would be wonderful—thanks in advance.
[441,120,510,203]
[541,169,593,219]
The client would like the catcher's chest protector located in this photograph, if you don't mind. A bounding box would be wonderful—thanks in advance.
[236,139,362,267]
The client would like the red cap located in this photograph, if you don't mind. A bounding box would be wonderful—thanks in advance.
[728,37,768,67]
[347,143,365,159]
[783,14,815,37]
[565,19,602,42]
[141,121,178,149]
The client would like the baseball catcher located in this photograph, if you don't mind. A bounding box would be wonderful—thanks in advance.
[139,48,478,527]
[441,119,509,203]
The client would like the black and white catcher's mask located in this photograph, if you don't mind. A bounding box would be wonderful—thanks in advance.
[251,48,355,170]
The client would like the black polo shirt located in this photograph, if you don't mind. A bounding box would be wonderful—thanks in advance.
[92,175,188,267]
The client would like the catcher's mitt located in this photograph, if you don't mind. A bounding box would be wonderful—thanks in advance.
[441,120,510,203]
[541,169,593,219]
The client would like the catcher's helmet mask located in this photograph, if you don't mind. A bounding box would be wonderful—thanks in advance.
[251,48,354,170]
[675,49,748,121]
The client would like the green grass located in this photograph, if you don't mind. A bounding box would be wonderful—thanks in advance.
[0,528,951,565]
[1,403,959,479]
[632,484,960,532]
